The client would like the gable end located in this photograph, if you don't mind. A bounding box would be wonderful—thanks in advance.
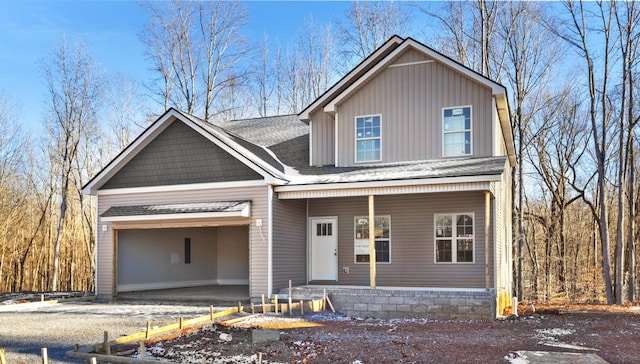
[101,120,262,189]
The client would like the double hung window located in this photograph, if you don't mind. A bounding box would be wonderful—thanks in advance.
[443,106,472,157]
[355,115,381,162]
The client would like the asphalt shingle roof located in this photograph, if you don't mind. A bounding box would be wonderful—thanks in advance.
[101,201,250,217]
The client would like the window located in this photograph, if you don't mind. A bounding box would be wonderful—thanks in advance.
[355,115,381,162]
[316,222,333,236]
[354,216,390,263]
[443,106,471,157]
[435,213,474,263]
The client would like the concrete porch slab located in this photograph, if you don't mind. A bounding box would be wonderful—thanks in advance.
[116,285,250,304]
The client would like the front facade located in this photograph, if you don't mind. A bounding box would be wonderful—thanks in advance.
[83,36,515,319]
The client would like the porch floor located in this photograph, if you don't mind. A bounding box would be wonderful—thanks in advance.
[116,285,250,304]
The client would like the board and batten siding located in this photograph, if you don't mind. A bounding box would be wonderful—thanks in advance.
[96,185,269,298]
[334,48,494,167]
[272,199,307,291]
[307,192,494,288]
[309,110,335,166]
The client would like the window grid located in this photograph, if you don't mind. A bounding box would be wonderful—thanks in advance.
[443,106,472,157]
[435,213,474,263]
[355,115,381,162]
[354,216,391,263]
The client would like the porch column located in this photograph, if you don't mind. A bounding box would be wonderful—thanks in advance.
[369,195,376,289]
[485,191,491,289]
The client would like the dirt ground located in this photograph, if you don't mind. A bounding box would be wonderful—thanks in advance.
[126,303,640,364]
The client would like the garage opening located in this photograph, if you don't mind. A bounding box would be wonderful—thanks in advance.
[116,226,249,300]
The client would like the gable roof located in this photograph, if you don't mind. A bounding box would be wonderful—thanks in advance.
[82,108,288,195]
[299,35,516,166]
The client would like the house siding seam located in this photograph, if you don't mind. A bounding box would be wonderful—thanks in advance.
[95,185,269,299]
[333,48,493,167]
[272,198,307,291]
[102,120,262,189]
[307,192,489,288]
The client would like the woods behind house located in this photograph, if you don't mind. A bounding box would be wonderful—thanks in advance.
[0,1,638,305]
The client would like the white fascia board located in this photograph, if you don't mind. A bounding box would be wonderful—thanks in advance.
[495,94,517,166]
[324,39,507,114]
[299,35,404,122]
[101,207,250,223]
[82,109,181,195]
[97,180,268,196]
[275,174,502,193]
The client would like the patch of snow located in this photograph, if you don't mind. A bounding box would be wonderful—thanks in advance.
[504,351,528,364]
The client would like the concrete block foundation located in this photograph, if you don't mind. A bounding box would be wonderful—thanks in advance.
[284,286,496,320]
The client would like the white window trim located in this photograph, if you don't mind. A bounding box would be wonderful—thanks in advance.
[442,105,473,158]
[434,212,475,264]
[354,114,382,163]
[353,215,391,264]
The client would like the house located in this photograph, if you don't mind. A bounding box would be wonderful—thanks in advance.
[82,36,515,320]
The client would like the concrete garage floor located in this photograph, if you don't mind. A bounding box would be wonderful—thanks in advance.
[116,285,250,305]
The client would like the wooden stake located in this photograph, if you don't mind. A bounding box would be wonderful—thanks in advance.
[288,280,293,316]
[138,341,146,358]
[179,317,183,330]
[89,358,97,364]
[262,294,265,314]
[0,348,6,364]
[238,302,242,312]
[258,352,263,364]
[41,348,48,364]
[104,331,110,355]
[323,289,327,311]
[300,300,304,315]
[325,295,336,313]
[274,295,278,314]
[145,321,151,339]
[210,305,214,321]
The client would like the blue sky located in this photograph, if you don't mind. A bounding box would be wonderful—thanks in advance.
[0,1,354,133]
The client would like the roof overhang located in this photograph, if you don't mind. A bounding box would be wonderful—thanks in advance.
[100,201,251,222]
[275,175,500,199]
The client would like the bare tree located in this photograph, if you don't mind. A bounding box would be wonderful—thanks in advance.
[335,1,410,71]
[105,73,146,151]
[42,38,103,291]
[498,2,559,299]
[554,0,615,304]
[141,0,248,120]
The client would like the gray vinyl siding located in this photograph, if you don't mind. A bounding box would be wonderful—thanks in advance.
[96,185,269,298]
[102,120,262,189]
[272,199,307,291]
[308,192,494,288]
[309,110,335,166]
[335,48,494,167]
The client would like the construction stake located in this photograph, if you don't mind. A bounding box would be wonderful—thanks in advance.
[104,331,111,355]
[41,348,48,364]
[262,294,265,314]
[258,352,263,364]
[138,341,146,358]
[145,321,151,339]
[325,295,336,313]
[210,305,214,321]
[289,280,293,316]
[300,300,304,315]
[179,317,183,330]
[0,348,6,364]
[274,295,278,314]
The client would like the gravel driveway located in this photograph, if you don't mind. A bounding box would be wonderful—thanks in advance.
[0,301,219,363]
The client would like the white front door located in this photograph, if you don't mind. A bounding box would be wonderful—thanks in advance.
[310,217,338,281]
